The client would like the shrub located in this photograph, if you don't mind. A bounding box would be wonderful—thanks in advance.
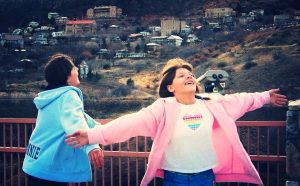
[212,53,218,58]
[35,77,44,81]
[0,80,7,90]
[103,63,111,69]
[243,62,257,70]
[228,52,235,57]
[135,63,146,73]
[272,50,285,60]
[126,78,134,87]
[112,85,131,97]
[93,72,102,82]
[243,54,253,62]
[217,62,227,68]
[265,38,275,45]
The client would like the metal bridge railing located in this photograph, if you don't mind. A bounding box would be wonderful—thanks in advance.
[0,118,286,186]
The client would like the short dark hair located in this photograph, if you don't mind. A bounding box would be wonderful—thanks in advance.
[158,58,200,98]
[44,53,74,90]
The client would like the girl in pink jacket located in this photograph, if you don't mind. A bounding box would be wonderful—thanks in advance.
[66,58,287,186]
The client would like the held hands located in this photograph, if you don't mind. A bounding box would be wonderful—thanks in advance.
[89,148,104,168]
[65,130,89,148]
[269,89,288,107]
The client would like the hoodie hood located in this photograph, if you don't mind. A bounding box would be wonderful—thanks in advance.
[34,86,83,109]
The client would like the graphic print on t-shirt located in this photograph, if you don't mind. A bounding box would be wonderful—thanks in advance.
[182,114,203,130]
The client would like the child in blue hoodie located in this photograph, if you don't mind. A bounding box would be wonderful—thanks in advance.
[22,53,104,186]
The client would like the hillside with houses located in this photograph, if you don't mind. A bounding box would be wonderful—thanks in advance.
[0,1,299,118]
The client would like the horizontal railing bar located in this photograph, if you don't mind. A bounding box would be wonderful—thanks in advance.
[0,118,111,124]
[104,151,149,158]
[0,147,286,161]
[0,147,27,153]
[0,118,36,123]
[0,119,287,127]
[236,121,286,127]
[0,147,150,158]
[250,155,286,162]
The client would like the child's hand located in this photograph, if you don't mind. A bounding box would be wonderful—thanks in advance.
[269,89,288,107]
[65,130,89,148]
[89,148,104,168]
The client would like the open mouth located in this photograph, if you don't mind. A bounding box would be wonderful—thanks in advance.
[184,81,195,85]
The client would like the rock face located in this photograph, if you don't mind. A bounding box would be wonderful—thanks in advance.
[286,100,300,179]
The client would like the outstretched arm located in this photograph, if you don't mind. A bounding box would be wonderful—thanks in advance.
[66,130,89,148]
[269,89,288,107]
[219,88,287,121]
[66,99,165,147]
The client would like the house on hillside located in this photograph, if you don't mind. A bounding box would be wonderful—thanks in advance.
[65,20,97,35]
[111,35,121,43]
[52,31,65,38]
[33,36,48,45]
[146,43,161,53]
[127,52,146,58]
[249,9,264,17]
[29,21,39,28]
[139,31,151,37]
[87,6,122,19]
[115,50,129,58]
[274,14,290,26]
[55,17,69,26]
[180,26,192,36]
[205,8,235,18]
[186,34,199,44]
[294,10,300,21]
[98,49,111,59]
[167,35,183,47]
[161,17,186,36]
[149,36,168,45]
[48,12,60,20]
[115,50,146,59]
[222,16,235,24]
[18,59,37,71]
[239,14,255,26]
[128,33,143,42]
[208,22,221,29]
[149,26,161,36]
[0,34,24,49]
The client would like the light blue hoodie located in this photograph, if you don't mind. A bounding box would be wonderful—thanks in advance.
[22,86,100,182]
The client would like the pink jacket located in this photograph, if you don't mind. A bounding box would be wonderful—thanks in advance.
[88,91,270,185]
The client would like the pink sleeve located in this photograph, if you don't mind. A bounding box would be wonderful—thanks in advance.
[87,99,165,145]
[219,91,270,121]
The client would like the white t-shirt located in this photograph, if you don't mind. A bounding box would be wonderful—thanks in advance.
[161,99,218,173]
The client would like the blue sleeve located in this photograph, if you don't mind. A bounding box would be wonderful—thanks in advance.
[84,113,101,128]
[60,90,100,154]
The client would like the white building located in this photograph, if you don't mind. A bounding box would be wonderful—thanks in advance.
[167,35,183,47]
[187,34,199,44]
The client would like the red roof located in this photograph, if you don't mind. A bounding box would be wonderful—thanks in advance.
[66,20,96,25]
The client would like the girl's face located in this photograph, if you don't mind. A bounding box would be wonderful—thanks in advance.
[67,66,80,87]
[167,68,197,96]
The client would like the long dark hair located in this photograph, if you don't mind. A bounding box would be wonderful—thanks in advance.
[158,58,201,98]
[44,53,75,90]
